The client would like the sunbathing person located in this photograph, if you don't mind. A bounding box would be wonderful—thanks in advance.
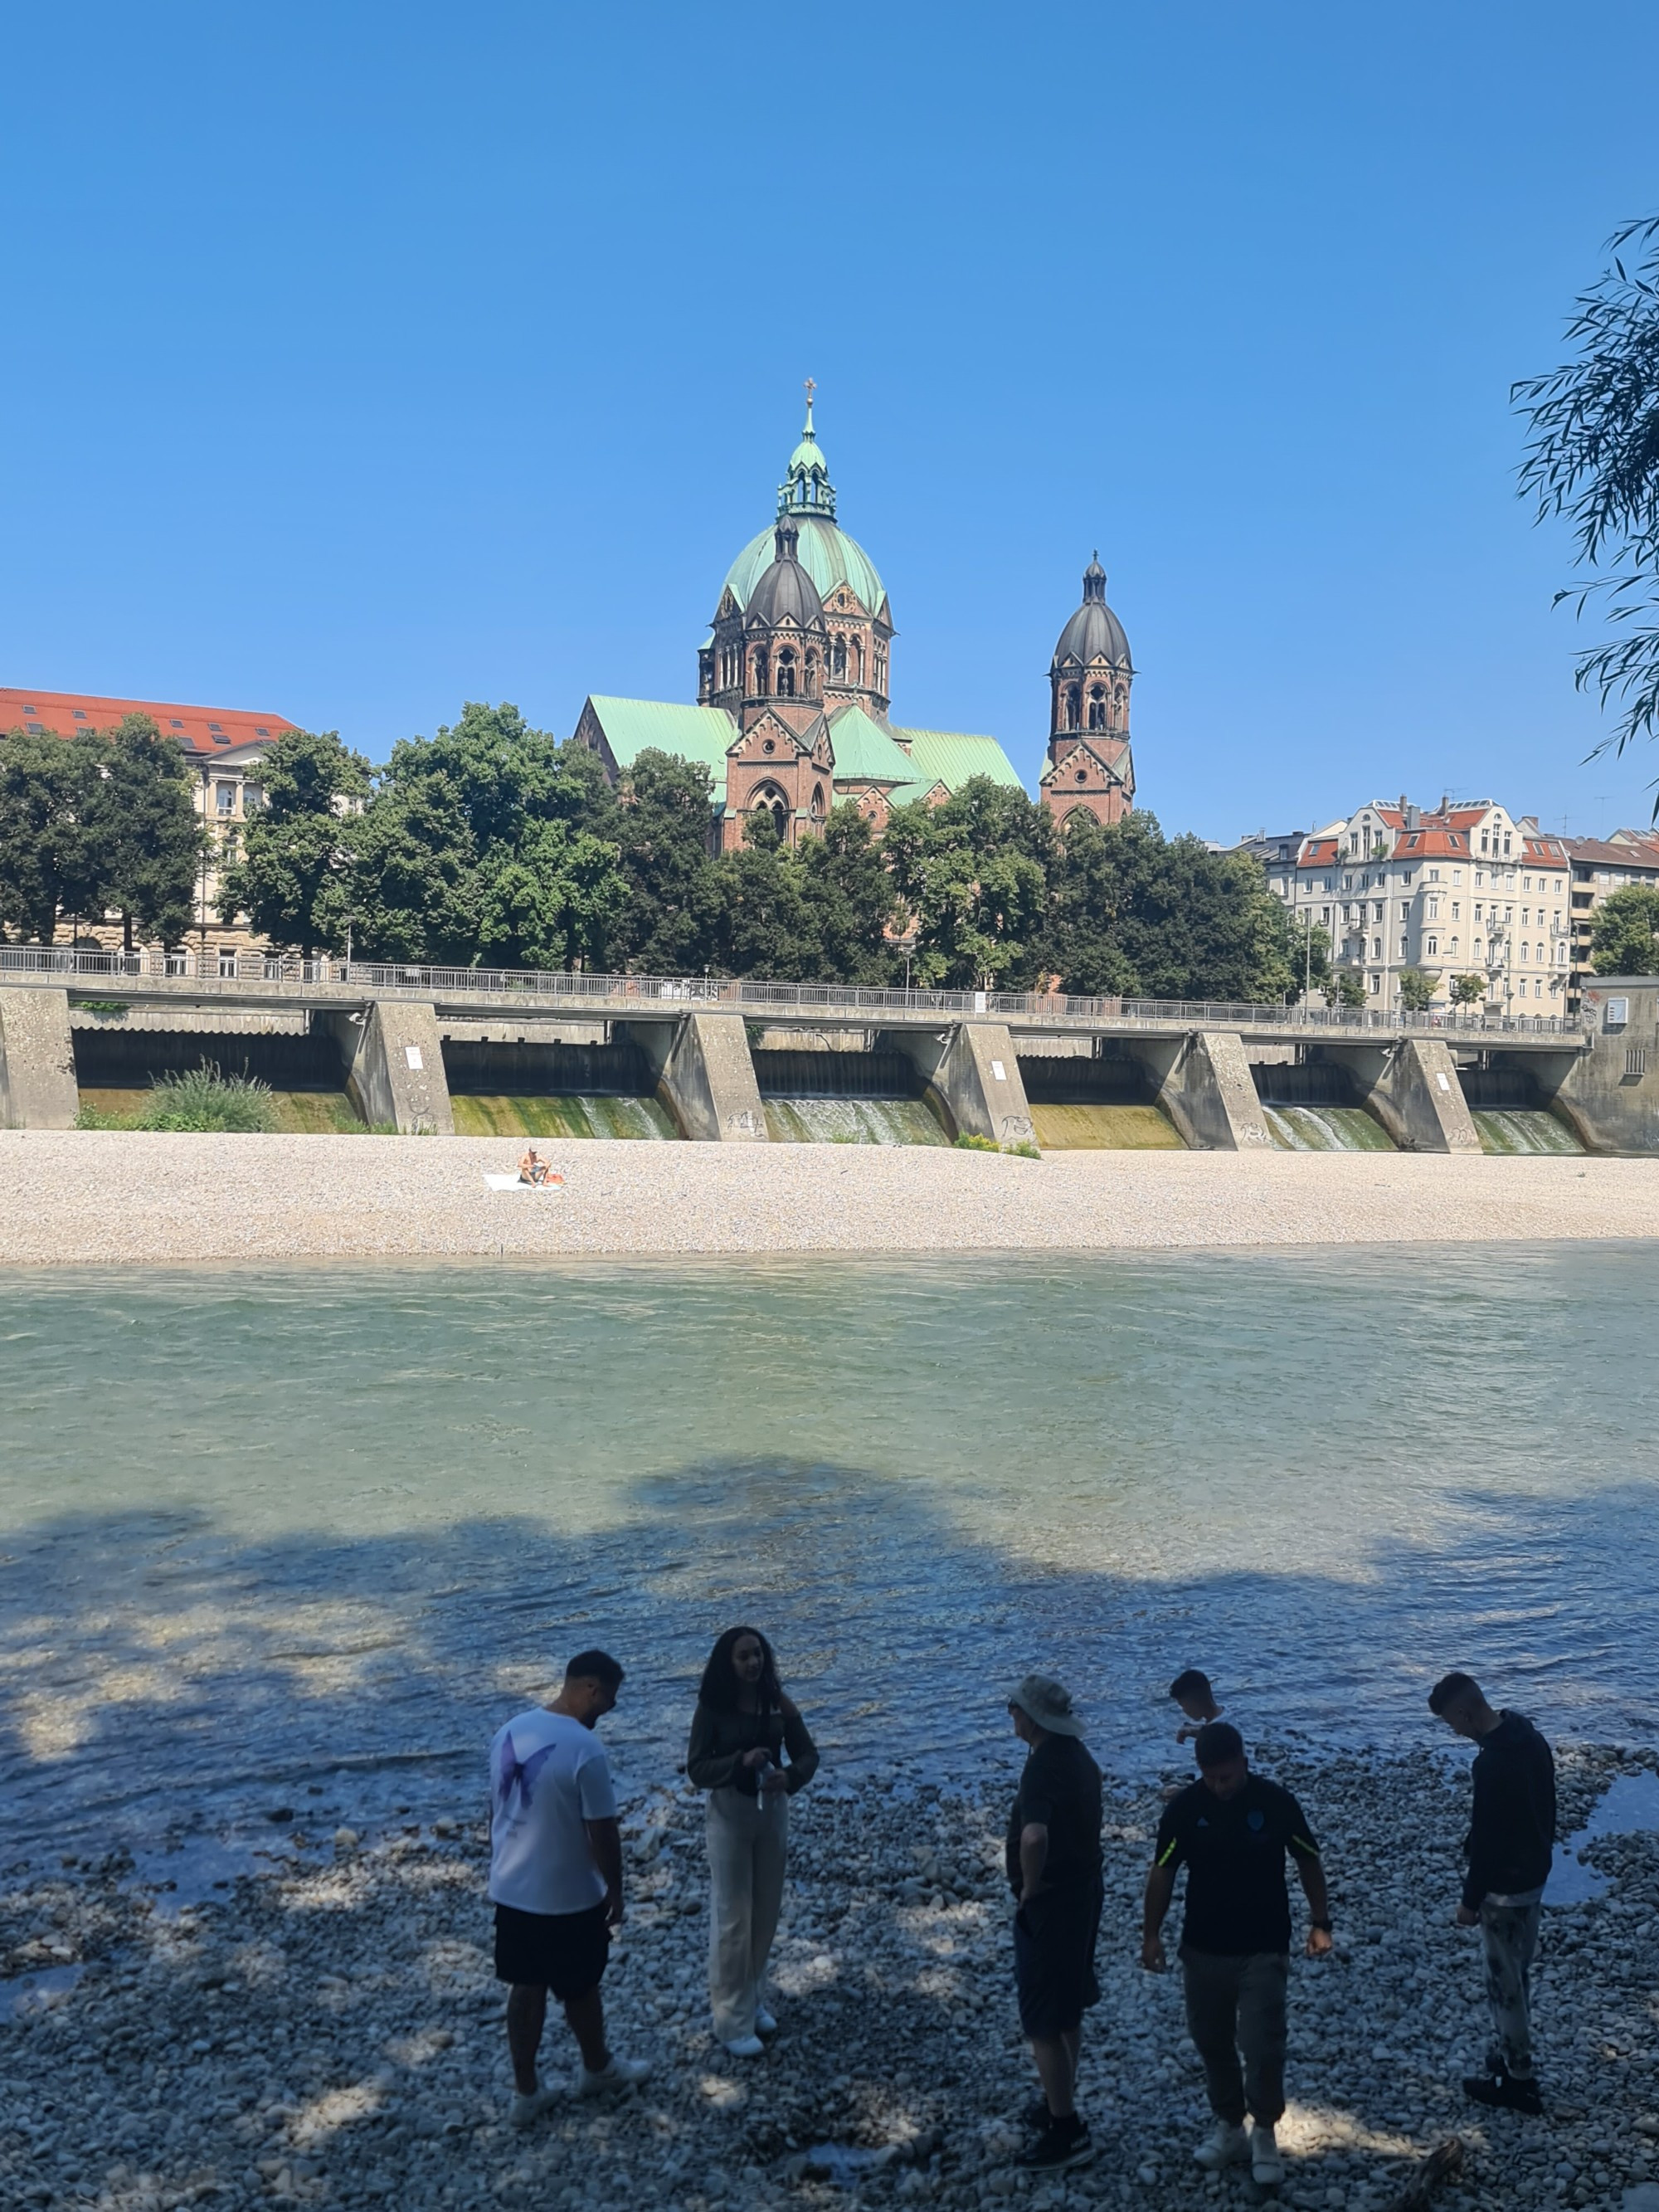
[518,1146,552,1186]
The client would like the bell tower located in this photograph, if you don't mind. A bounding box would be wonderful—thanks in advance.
[1040,553,1136,827]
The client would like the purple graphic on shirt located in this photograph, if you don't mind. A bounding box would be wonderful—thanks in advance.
[493,1731,561,1818]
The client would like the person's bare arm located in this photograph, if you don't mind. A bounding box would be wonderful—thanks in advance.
[1018,1821,1050,1903]
[1295,1852,1333,1956]
[1141,1863,1176,1971]
[586,1817,625,1925]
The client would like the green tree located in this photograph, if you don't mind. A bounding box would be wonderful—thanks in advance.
[476,817,630,972]
[793,802,901,984]
[1450,972,1488,1007]
[343,777,478,964]
[1515,214,1659,763]
[0,727,109,944]
[93,714,206,951]
[1330,972,1367,1010]
[219,728,372,955]
[1396,964,1438,1011]
[884,777,1053,988]
[706,813,818,979]
[1590,882,1659,974]
[382,702,606,850]
[1043,811,1298,1001]
[615,749,722,973]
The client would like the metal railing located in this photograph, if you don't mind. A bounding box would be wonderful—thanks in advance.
[0,941,1593,1039]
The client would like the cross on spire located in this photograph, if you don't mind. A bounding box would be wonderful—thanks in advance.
[804,375,816,422]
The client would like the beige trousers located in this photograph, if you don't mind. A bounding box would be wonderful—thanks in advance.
[706,1786,788,2041]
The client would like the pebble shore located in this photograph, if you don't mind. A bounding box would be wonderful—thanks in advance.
[2,1133,1659,1263]
[3,1747,1656,2212]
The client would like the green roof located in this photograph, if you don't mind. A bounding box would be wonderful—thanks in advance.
[582,696,735,795]
[889,725,1026,796]
[826,704,916,783]
[722,513,886,618]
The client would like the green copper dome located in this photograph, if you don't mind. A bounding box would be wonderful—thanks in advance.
[719,396,888,618]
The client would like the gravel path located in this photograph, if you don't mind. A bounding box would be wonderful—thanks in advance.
[2,1134,1658,1264]
[3,1747,1654,2212]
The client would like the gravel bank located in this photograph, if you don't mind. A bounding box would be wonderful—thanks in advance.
[3,1747,1654,2212]
[2,1134,1658,1264]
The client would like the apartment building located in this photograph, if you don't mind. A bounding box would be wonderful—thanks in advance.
[1251,798,1571,1013]
[1564,830,1659,1005]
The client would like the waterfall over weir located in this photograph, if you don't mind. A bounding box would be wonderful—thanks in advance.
[753,1050,949,1146]
[1471,1108,1584,1156]
[1262,1104,1395,1152]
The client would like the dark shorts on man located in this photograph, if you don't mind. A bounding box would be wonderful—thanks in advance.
[493,1902,610,1999]
[1014,1881,1103,2038]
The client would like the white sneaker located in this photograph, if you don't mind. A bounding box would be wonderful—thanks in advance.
[722,2033,766,2059]
[754,2008,777,2035]
[577,2054,651,2097]
[508,2081,559,2129]
[1193,2121,1250,2171]
[1250,2122,1284,2185]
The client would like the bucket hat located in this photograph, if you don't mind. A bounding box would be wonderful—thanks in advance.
[1008,1674,1084,1737]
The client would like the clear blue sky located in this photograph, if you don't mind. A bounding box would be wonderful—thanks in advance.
[3,4,1657,842]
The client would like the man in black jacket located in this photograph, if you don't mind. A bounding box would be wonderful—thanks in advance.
[1429,1672,1557,2115]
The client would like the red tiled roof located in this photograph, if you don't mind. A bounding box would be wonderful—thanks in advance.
[1391,827,1469,856]
[0,687,297,758]
[1565,835,1659,865]
[1522,836,1569,867]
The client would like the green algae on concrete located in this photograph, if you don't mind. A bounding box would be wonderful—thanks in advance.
[449,1094,677,1140]
[1029,1102,1185,1150]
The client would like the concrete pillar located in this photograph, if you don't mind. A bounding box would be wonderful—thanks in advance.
[1128,1030,1272,1150]
[327,1001,454,1133]
[622,1012,767,1141]
[887,1021,1034,1146]
[1325,1037,1481,1152]
[1537,1040,1657,1153]
[0,987,80,1128]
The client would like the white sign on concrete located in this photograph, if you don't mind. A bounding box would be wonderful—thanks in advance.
[405,1045,424,1070]
[990,1060,1006,1081]
[1436,1071,1449,1091]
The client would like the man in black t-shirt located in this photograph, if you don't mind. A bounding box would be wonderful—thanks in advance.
[1141,1723,1331,2190]
[1004,1674,1104,2176]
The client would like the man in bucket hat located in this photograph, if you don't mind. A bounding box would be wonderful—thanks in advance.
[1005,1674,1104,2174]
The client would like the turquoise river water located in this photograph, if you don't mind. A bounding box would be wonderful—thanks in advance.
[0,1248,1652,1869]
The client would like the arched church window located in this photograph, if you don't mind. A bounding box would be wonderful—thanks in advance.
[810,782,825,816]
[1066,685,1081,730]
[777,650,795,699]
[752,650,768,695]
[852,637,864,684]
[804,650,817,697]
[752,784,788,841]
[1088,685,1107,731]
[832,635,846,679]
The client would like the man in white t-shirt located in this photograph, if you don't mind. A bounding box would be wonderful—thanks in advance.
[489,1649,650,2126]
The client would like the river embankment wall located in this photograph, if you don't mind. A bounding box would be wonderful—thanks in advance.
[2,1133,1657,1263]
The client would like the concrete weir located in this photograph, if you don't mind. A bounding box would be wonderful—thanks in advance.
[0,987,79,1129]
[1317,1038,1482,1152]
[324,1002,454,1134]
[622,1011,768,1142]
[889,1022,1035,1146]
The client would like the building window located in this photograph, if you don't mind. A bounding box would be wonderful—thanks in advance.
[217,948,236,977]
[215,782,236,815]
[1372,936,1382,958]
[1065,684,1081,729]
[1428,868,1440,882]
[1450,936,1459,953]
[803,649,817,697]
[1368,972,1380,993]
[1087,685,1107,730]
[1426,935,1438,956]
[1399,938,1408,958]
[832,635,847,679]
[1426,895,1439,918]
[776,650,795,698]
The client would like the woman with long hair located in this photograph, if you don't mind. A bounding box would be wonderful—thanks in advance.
[686,1625,820,2057]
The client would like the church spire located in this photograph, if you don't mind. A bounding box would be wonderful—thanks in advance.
[778,382,837,520]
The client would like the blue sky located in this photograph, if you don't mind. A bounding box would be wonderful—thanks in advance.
[2,3,1657,841]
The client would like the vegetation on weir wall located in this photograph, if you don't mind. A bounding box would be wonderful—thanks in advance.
[2,701,1333,1001]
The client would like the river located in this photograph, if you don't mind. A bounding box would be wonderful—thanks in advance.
[0,1247,1652,1867]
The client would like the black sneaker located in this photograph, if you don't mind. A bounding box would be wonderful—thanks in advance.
[1016,2119,1096,2172]
[1019,2098,1050,2133]
[1463,2069,1543,2116]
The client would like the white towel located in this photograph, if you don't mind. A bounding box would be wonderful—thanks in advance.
[482,1172,565,1194]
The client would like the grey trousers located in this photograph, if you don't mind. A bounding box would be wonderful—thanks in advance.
[706,1786,788,2042]
[1180,1947,1289,2128]
[1480,1899,1542,2079]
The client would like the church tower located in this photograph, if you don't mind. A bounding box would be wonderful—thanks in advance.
[1039,554,1136,826]
[713,517,836,850]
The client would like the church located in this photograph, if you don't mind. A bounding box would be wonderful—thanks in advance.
[573,392,1136,850]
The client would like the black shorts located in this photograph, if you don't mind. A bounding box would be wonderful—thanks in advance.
[494,1902,610,2000]
[1014,1881,1102,2038]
